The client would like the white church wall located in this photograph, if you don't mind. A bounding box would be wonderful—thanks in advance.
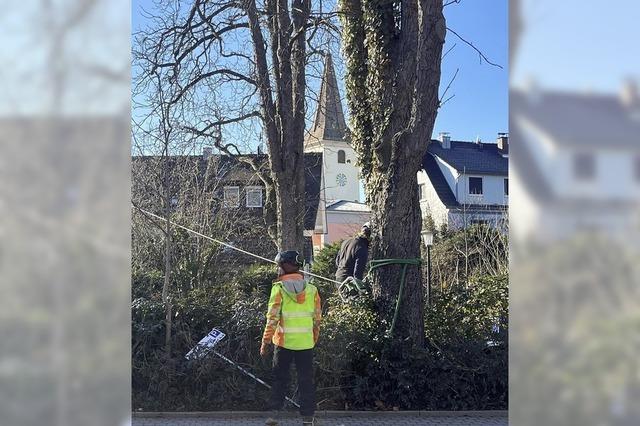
[321,140,360,203]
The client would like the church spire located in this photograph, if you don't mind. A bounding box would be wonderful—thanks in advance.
[306,53,348,147]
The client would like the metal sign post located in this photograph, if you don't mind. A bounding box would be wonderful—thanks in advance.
[185,328,300,408]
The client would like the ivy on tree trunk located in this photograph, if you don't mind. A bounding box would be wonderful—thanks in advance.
[340,0,446,346]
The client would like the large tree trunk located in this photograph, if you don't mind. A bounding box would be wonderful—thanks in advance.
[274,168,306,252]
[245,0,309,252]
[369,159,426,344]
[340,0,446,346]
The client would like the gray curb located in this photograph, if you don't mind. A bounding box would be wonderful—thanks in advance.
[133,411,508,419]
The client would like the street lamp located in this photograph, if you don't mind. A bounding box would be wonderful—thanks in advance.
[421,229,434,306]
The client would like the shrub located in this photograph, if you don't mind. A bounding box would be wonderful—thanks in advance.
[132,269,164,300]
[426,274,508,343]
[312,273,508,411]
[232,263,277,297]
[132,237,508,411]
[430,224,508,290]
[315,295,381,409]
[310,240,342,297]
[132,263,275,411]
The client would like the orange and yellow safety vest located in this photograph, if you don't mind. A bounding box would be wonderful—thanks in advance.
[262,273,322,350]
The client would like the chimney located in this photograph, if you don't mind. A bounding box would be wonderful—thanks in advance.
[203,147,212,160]
[497,133,509,153]
[524,76,541,104]
[620,79,639,108]
[439,132,451,149]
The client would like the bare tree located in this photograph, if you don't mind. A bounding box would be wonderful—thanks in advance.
[133,0,340,252]
[131,59,181,356]
[339,0,446,345]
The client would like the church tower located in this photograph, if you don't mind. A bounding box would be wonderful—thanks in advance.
[305,54,360,203]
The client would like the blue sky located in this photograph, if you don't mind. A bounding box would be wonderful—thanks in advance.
[132,0,508,145]
[512,0,640,93]
[434,1,508,142]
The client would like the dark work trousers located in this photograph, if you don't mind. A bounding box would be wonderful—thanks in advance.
[268,346,316,417]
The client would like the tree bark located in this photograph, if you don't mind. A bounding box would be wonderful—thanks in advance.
[369,161,427,344]
[162,156,173,357]
[340,0,446,346]
[245,0,308,252]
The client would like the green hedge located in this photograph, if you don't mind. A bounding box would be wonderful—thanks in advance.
[132,234,507,411]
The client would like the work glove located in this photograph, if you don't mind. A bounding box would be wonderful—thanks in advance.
[260,341,271,357]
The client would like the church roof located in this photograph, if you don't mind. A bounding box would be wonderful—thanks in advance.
[326,200,371,212]
[305,54,348,147]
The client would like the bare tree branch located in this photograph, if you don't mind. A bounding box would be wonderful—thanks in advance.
[439,67,459,106]
[170,69,258,105]
[182,111,262,137]
[446,27,503,69]
[441,42,456,61]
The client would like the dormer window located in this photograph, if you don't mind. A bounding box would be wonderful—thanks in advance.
[338,150,346,164]
[574,152,595,180]
[469,177,483,195]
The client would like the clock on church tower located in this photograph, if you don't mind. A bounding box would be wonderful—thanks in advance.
[304,53,361,203]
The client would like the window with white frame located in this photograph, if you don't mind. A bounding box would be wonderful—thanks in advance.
[223,186,240,207]
[468,177,483,195]
[419,183,427,200]
[246,186,263,208]
[337,150,346,164]
[574,152,595,180]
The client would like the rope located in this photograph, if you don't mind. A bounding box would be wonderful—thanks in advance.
[133,206,422,333]
[368,258,422,335]
[133,206,342,285]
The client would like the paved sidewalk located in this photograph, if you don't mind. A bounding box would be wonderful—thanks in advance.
[133,411,508,425]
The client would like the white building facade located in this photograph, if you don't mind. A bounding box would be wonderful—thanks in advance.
[418,133,509,230]
[511,86,640,242]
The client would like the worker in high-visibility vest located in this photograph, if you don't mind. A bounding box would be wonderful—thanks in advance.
[261,250,322,426]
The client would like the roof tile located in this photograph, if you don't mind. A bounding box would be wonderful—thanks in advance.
[427,140,508,175]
